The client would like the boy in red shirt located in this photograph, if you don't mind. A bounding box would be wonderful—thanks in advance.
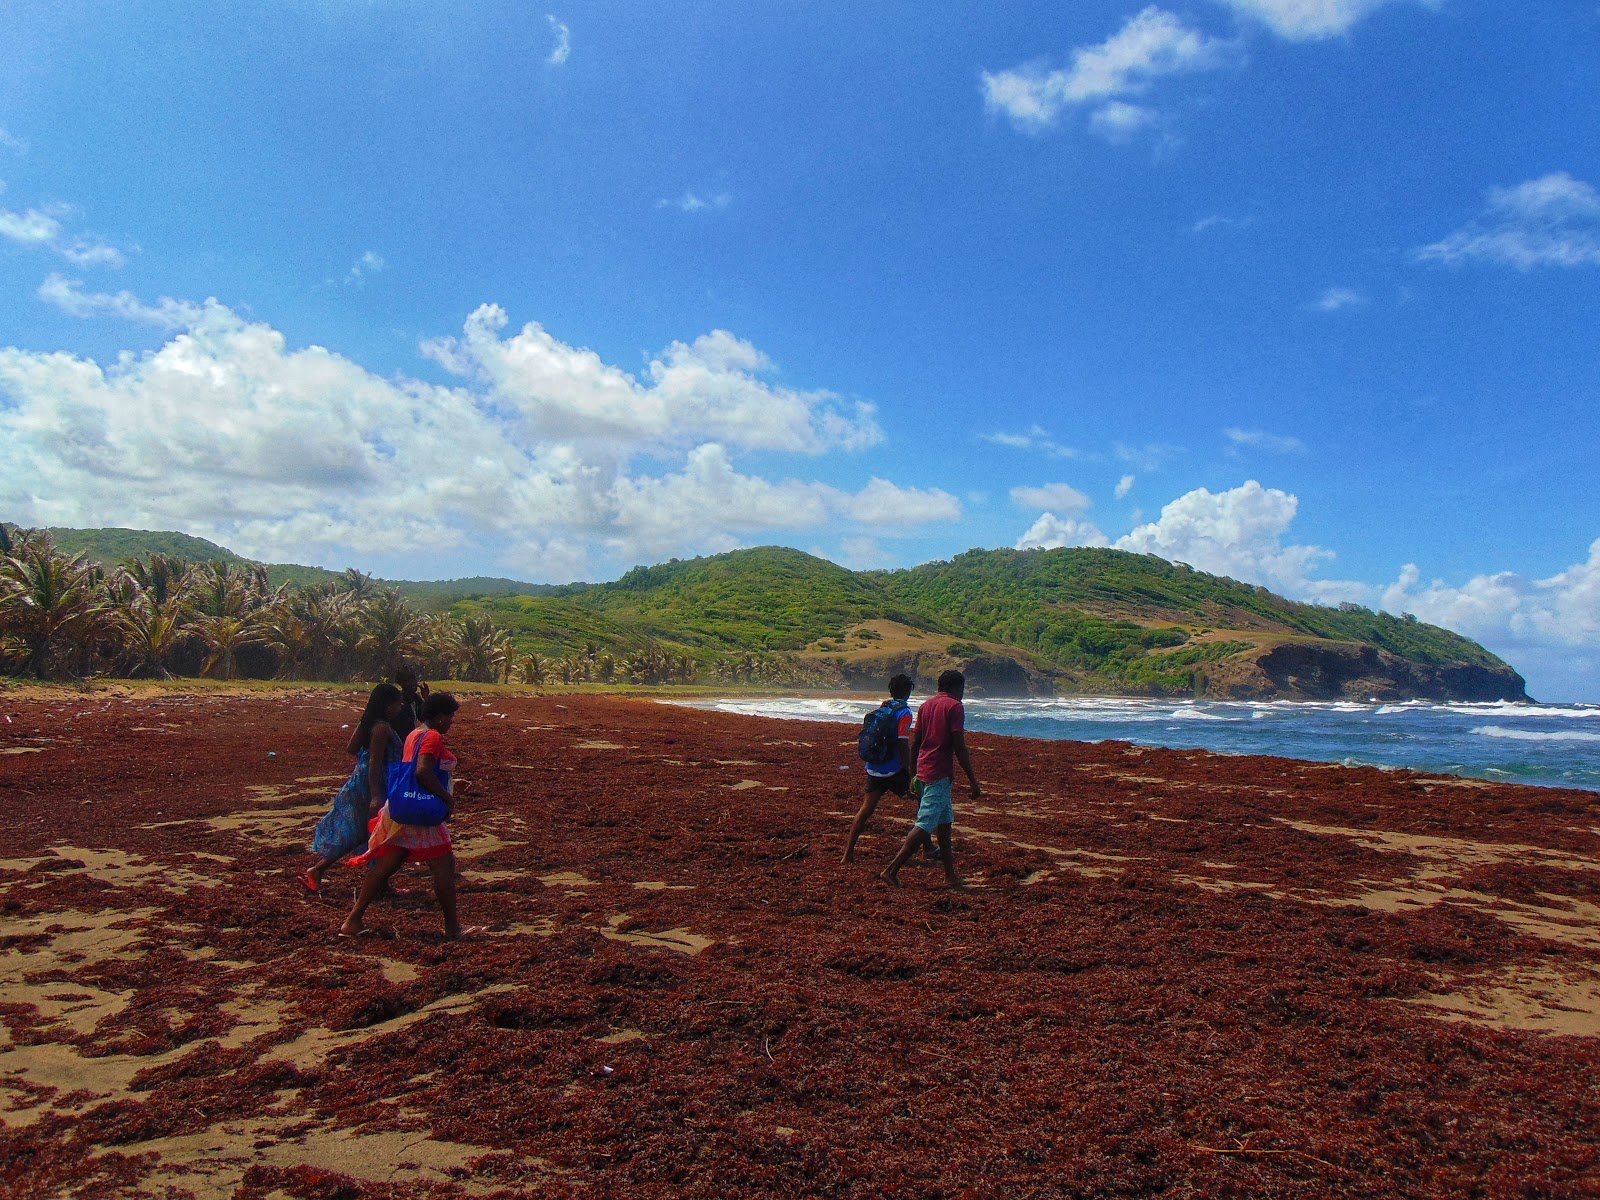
[881,669,980,889]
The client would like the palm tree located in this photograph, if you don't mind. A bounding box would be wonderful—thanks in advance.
[353,587,426,678]
[515,652,548,687]
[456,613,507,683]
[125,553,191,608]
[116,594,191,679]
[0,537,111,678]
[193,612,268,680]
[266,586,353,679]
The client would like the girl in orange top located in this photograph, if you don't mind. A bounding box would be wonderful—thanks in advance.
[341,692,479,939]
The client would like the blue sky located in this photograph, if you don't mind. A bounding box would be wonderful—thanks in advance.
[1,1,1597,699]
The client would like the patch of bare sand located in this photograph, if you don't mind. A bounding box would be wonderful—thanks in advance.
[97,1114,519,1199]
[1406,964,1600,1037]
[262,984,521,1072]
[601,913,713,955]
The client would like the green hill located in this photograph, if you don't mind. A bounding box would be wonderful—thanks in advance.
[6,524,1527,701]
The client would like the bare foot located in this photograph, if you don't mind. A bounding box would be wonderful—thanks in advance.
[878,869,901,888]
[946,876,968,890]
[841,850,855,864]
[444,924,486,941]
[338,921,366,938]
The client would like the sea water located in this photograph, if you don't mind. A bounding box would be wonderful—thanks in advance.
[671,696,1600,792]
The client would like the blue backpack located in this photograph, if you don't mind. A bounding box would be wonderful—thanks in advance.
[858,700,907,766]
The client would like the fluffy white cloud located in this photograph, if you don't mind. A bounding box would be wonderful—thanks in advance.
[1113,480,1365,601]
[1115,474,1135,499]
[1384,542,1600,650]
[423,304,879,453]
[1211,0,1410,41]
[38,274,203,330]
[0,295,948,579]
[1017,514,1111,551]
[1416,173,1600,270]
[982,7,1231,138]
[842,478,962,526]
[1381,542,1600,701]
[1011,482,1092,513]
[0,204,125,268]
[546,14,571,65]
[1224,427,1306,454]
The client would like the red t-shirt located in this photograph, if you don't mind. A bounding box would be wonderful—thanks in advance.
[405,727,458,774]
[914,691,964,783]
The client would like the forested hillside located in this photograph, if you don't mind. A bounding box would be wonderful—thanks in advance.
[3,525,1527,700]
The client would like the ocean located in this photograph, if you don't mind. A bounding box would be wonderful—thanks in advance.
[671,696,1600,793]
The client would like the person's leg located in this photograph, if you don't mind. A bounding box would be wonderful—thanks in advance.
[305,854,338,890]
[843,784,886,863]
[424,853,462,938]
[935,823,964,888]
[879,826,930,887]
[341,846,406,934]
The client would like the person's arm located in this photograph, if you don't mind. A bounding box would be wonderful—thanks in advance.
[952,729,981,799]
[345,724,365,756]
[366,722,391,806]
[415,752,454,809]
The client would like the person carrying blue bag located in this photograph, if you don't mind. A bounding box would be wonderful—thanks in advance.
[341,692,482,940]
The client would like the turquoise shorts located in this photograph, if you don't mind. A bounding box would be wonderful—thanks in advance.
[913,777,954,832]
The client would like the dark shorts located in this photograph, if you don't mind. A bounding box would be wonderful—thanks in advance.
[865,768,911,797]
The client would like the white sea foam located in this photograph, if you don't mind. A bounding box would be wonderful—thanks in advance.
[1471,726,1600,744]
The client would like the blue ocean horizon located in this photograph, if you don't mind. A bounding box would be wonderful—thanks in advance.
[672,696,1600,793]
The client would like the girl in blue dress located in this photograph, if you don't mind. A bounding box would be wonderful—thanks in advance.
[303,683,405,894]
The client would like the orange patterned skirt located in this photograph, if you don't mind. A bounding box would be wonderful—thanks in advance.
[347,803,453,865]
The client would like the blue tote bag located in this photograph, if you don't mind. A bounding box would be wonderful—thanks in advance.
[386,732,452,826]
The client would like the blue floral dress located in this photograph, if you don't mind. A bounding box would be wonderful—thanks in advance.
[311,730,402,861]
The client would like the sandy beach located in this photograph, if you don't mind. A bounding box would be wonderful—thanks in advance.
[2,686,1598,1197]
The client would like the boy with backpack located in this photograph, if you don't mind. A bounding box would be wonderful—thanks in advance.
[842,673,917,863]
[881,669,980,889]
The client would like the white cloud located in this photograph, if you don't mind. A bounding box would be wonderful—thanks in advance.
[982,7,1232,139]
[1017,513,1111,551]
[546,14,571,65]
[1224,427,1306,454]
[1115,474,1136,499]
[1113,480,1365,601]
[0,207,59,246]
[1115,441,1183,471]
[1310,286,1365,311]
[1010,482,1092,513]
[345,250,385,286]
[1211,0,1412,41]
[1089,101,1161,143]
[842,477,962,526]
[657,191,731,213]
[422,305,880,454]
[0,294,950,579]
[837,535,887,569]
[1191,213,1250,234]
[0,204,125,268]
[1416,172,1600,270]
[982,424,1082,458]
[1381,542,1600,701]
[0,127,28,153]
[38,274,204,330]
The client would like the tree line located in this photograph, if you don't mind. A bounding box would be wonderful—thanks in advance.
[0,526,834,688]
[0,525,517,684]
